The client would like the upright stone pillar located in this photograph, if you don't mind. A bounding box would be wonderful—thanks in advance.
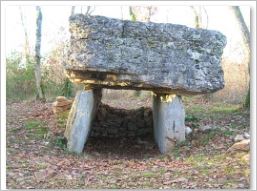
[64,88,102,153]
[152,93,185,154]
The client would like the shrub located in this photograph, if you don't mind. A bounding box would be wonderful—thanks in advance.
[6,52,36,100]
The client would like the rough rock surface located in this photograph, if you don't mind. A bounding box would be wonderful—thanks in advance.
[52,96,73,114]
[64,90,101,153]
[64,14,227,94]
[90,103,153,138]
[153,94,185,153]
[227,139,250,153]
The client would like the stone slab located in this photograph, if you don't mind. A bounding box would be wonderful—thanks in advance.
[64,14,227,95]
[152,94,185,153]
[64,89,101,153]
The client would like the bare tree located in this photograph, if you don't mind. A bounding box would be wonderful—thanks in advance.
[71,6,75,15]
[230,6,250,108]
[202,7,208,29]
[145,6,157,22]
[190,6,208,29]
[120,6,124,20]
[81,6,94,16]
[19,7,30,67]
[191,6,202,28]
[34,6,45,101]
[129,6,137,21]
[129,6,157,22]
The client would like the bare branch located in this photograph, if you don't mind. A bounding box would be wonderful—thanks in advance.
[202,6,208,29]
[71,6,75,16]
[190,6,202,28]
[85,6,94,16]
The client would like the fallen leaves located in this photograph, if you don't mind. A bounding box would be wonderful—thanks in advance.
[163,177,188,185]
[6,101,250,189]
[34,168,56,182]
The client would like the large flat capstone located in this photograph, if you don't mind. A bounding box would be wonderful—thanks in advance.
[64,14,226,95]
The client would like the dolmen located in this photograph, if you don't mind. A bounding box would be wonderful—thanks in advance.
[63,14,227,154]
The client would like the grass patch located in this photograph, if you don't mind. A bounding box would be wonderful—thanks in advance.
[187,105,206,114]
[187,103,242,120]
[141,171,158,178]
[223,129,234,137]
[56,111,69,128]
[36,162,48,170]
[185,114,199,122]
[224,165,236,175]
[210,104,240,114]
[186,154,206,167]
[199,130,219,145]
[170,146,181,158]
[158,168,166,175]
[24,119,48,139]
[186,153,226,168]
[54,136,67,149]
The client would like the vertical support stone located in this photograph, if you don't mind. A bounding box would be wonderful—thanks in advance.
[152,93,185,154]
[64,88,102,153]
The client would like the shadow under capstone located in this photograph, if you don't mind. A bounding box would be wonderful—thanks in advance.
[83,103,159,159]
[90,103,153,138]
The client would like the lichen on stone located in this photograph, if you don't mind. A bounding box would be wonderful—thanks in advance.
[64,14,227,95]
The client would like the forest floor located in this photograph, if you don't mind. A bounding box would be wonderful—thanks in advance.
[6,95,250,189]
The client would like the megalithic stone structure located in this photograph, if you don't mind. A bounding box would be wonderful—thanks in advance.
[152,94,185,154]
[63,14,227,154]
[64,89,102,153]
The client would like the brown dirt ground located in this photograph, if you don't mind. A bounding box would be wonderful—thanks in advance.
[6,96,250,189]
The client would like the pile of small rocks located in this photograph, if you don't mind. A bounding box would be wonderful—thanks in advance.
[90,103,153,138]
[52,96,73,114]
[227,132,250,162]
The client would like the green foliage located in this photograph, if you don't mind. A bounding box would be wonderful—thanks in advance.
[200,130,217,145]
[54,136,67,149]
[244,88,250,108]
[6,52,78,101]
[6,52,37,100]
[24,119,48,139]
[61,78,73,98]
[185,114,199,122]
[57,111,69,128]
[40,66,63,100]
[223,129,234,137]
[129,7,137,22]
[25,119,43,129]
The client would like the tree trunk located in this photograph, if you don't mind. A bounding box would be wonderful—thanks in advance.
[191,6,202,29]
[35,6,45,101]
[129,6,157,23]
[129,7,137,21]
[19,7,30,67]
[71,6,75,15]
[230,6,250,108]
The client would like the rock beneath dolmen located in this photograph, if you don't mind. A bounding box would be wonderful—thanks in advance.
[185,126,193,135]
[227,139,250,153]
[52,96,73,114]
[233,134,245,142]
[243,132,250,139]
[64,14,226,95]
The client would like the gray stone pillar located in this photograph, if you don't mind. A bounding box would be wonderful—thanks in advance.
[152,93,185,154]
[64,88,101,153]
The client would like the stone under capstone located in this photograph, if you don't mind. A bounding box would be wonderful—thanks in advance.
[63,14,227,154]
